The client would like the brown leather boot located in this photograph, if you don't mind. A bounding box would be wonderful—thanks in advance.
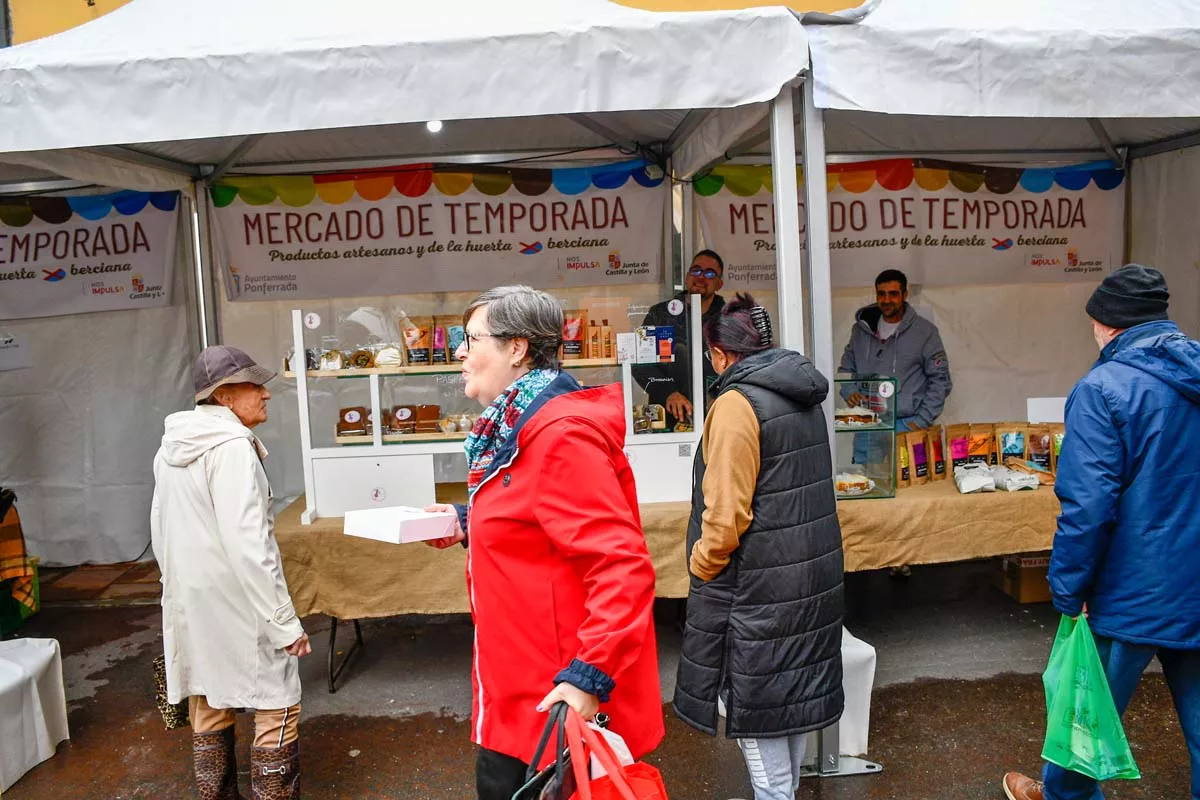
[193,726,243,799]
[250,741,300,800]
[1002,772,1045,800]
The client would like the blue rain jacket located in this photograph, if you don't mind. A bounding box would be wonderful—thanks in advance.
[1049,320,1200,648]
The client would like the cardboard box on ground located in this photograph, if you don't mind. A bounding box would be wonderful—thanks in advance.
[994,553,1052,604]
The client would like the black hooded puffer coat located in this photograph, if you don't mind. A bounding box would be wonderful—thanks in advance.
[673,347,845,738]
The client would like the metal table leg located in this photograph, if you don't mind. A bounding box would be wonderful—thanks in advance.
[799,722,883,779]
[327,616,364,694]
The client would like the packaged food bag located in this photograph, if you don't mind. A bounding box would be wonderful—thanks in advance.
[954,462,996,494]
[927,425,947,481]
[431,319,450,364]
[989,464,1039,491]
[908,430,929,485]
[946,424,971,470]
[967,423,995,465]
[1050,423,1066,474]
[402,315,434,365]
[895,433,912,488]
[1041,616,1141,781]
[562,310,586,359]
[1004,456,1055,486]
[994,423,1029,463]
[1028,424,1054,471]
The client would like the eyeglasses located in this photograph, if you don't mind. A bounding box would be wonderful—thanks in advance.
[688,266,720,280]
[461,331,500,352]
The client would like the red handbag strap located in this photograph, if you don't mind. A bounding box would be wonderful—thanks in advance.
[565,712,594,800]
[565,710,639,800]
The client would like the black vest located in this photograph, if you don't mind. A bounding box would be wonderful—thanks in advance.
[673,348,845,738]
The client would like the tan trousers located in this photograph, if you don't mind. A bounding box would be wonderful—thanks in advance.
[189,695,301,748]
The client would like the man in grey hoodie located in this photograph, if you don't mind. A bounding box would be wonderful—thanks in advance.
[839,269,952,431]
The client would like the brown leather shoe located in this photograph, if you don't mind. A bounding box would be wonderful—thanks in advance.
[193,726,244,800]
[1003,772,1045,800]
[250,741,300,800]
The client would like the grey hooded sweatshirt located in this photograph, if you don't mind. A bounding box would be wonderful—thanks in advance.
[838,303,952,429]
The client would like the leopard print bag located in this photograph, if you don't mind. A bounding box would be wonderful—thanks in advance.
[153,654,190,730]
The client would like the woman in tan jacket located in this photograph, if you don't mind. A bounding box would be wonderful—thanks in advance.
[673,295,845,800]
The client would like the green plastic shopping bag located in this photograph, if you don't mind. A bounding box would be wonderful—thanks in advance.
[1041,615,1140,781]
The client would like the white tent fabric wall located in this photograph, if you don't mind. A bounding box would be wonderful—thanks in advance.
[1130,148,1200,340]
[830,283,1098,425]
[0,228,198,566]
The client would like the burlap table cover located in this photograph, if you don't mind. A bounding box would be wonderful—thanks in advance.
[276,480,1059,619]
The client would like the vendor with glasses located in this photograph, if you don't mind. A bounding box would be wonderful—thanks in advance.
[632,249,727,428]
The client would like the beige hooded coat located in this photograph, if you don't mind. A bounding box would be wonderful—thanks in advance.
[151,405,303,709]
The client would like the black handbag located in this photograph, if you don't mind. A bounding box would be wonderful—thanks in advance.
[511,703,578,800]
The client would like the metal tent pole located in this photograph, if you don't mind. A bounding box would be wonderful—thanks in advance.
[798,75,882,781]
[769,85,805,355]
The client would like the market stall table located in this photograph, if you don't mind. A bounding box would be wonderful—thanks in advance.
[276,479,1059,683]
[276,479,1056,771]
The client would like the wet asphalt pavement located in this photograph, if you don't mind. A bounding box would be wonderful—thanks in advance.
[4,562,1192,799]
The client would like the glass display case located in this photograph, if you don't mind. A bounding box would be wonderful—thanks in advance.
[281,291,706,521]
[833,375,898,500]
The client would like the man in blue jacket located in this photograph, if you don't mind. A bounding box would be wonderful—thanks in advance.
[1003,264,1200,800]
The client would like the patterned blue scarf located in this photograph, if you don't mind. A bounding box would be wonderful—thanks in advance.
[464,369,557,498]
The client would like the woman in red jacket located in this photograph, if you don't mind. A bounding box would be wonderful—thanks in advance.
[427,285,664,800]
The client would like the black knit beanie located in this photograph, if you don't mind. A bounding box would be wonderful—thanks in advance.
[1085,264,1169,329]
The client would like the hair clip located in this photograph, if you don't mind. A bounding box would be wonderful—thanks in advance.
[749,305,773,346]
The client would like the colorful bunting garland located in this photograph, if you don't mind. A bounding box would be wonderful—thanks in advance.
[0,191,179,228]
[692,158,1125,197]
[209,161,665,208]
[0,158,1117,227]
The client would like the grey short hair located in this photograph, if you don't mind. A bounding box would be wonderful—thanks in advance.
[463,285,563,370]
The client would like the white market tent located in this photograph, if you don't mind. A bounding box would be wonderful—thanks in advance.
[0,0,815,180]
[0,0,820,565]
[4,0,1200,561]
[740,0,1200,432]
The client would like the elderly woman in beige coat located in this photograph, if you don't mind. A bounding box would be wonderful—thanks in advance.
[151,346,311,800]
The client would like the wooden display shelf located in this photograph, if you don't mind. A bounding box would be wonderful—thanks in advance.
[285,357,618,379]
[334,431,470,445]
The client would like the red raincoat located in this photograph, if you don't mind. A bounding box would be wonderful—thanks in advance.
[464,378,664,766]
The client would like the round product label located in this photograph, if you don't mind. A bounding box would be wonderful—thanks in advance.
[343,410,362,423]
[395,408,413,421]
[667,299,684,316]
[878,382,895,399]
[303,312,321,330]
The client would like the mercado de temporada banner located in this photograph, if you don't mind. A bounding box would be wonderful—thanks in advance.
[0,191,178,321]
[212,163,667,301]
[695,159,1126,290]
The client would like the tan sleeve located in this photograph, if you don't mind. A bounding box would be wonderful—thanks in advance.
[690,390,761,582]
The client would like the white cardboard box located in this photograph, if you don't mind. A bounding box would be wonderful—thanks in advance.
[1027,397,1067,424]
[343,506,456,545]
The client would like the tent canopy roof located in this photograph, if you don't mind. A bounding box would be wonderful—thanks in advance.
[739,113,1200,163]
[0,0,808,174]
[808,0,1200,122]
